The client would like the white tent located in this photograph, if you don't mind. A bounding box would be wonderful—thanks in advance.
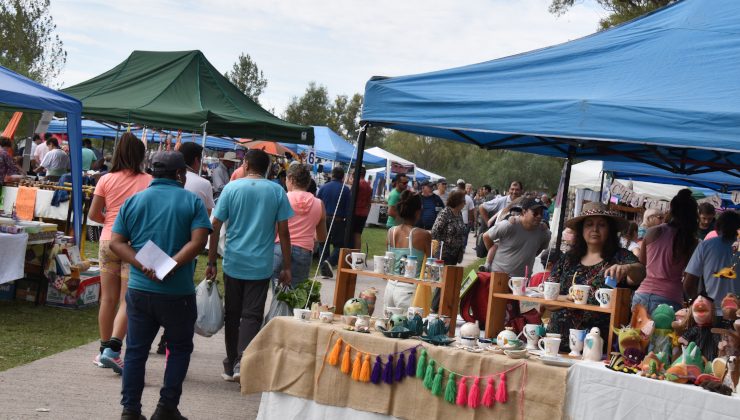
[364,146,444,183]
[365,166,444,182]
[570,160,684,201]
[365,147,414,166]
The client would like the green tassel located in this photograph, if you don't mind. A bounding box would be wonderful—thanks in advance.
[431,367,444,396]
[423,360,436,390]
[444,373,457,404]
[416,349,428,379]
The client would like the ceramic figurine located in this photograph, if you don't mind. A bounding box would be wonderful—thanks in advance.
[649,304,675,357]
[582,327,604,361]
[423,315,449,337]
[343,297,369,316]
[613,326,645,366]
[460,322,480,338]
[355,315,371,333]
[359,287,378,316]
[406,313,424,336]
[680,294,719,361]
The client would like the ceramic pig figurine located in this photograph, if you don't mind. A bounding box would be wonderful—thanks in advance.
[582,327,604,361]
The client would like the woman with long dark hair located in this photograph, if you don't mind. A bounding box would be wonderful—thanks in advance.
[89,133,151,373]
[632,189,698,313]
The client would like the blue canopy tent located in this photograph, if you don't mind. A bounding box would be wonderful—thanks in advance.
[281,126,385,165]
[0,66,84,245]
[602,161,740,193]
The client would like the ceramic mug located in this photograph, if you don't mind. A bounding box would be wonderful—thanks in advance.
[508,277,526,296]
[374,317,389,330]
[521,324,547,349]
[595,288,614,308]
[407,306,424,319]
[384,306,404,319]
[568,328,587,357]
[568,284,591,305]
[293,308,311,321]
[538,337,561,357]
[345,252,366,269]
[319,311,334,323]
[539,281,560,300]
[373,256,385,274]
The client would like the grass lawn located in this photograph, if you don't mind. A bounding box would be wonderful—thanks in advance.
[0,226,478,372]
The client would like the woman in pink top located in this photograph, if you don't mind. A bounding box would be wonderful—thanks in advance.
[88,133,152,372]
[272,163,327,288]
[632,189,699,313]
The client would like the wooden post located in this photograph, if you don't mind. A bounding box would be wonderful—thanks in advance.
[333,248,358,314]
[438,265,464,337]
[608,288,633,353]
[485,272,510,339]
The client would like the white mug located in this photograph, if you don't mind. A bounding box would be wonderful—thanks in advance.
[568,284,591,305]
[345,252,366,270]
[508,277,526,296]
[538,337,561,357]
[373,256,385,274]
[539,281,560,300]
[521,324,546,350]
[595,288,613,308]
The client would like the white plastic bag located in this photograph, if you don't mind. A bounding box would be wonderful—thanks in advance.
[195,278,224,337]
[262,285,292,327]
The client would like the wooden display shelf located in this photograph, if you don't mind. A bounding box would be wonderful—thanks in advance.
[334,248,463,337]
[484,272,631,355]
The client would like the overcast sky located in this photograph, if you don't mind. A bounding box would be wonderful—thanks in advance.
[52,0,604,115]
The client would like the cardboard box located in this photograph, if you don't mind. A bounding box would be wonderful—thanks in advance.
[15,279,42,303]
[45,275,100,309]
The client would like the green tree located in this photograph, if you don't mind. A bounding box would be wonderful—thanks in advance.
[283,81,331,127]
[549,0,674,30]
[224,52,268,104]
[0,0,66,85]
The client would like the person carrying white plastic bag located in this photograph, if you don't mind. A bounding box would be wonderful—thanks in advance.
[195,278,224,337]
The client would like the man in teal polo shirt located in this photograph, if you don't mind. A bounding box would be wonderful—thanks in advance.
[81,138,97,171]
[386,174,408,227]
[110,151,212,420]
[206,149,293,383]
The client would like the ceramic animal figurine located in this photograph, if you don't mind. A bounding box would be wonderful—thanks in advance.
[680,295,719,361]
[613,326,645,366]
[649,304,675,357]
[582,327,604,361]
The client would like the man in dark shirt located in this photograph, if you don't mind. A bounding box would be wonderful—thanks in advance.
[351,166,372,249]
[416,181,444,230]
[317,166,352,277]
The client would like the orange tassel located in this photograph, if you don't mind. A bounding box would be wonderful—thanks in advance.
[341,344,351,374]
[352,352,362,380]
[360,354,372,382]
[327,338,343,366]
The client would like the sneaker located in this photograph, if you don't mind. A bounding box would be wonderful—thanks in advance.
[320,261,334,278]
[121,409,147,420]
[151,403,187,420]
[220,371,234,382]
[93,353,105,368]
[232,362,241,382]
[100,347,124,374]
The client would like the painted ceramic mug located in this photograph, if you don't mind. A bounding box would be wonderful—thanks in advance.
[539,281,560,300]
[345,252,366,269]
[520,324,547,350]
[508,277,526,296]
[538,336,561,357]
[568,328,587,357]
[568,284,591,305]
[595,288,613,308]
[373,256,385,273]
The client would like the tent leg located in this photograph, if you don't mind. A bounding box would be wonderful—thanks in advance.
[599,171,606,203]
[555,156,573,251]
[199,122,208,176]
[344,125,368,247]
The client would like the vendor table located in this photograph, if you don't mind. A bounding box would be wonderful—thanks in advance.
[241,317,569,420]
[0,232,28,285]
[1,186,100,227]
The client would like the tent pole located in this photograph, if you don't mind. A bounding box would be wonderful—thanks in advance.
[114,124,121,153]
[599,170,606,203]
[555,155,574,251]
[199,121,208,176]
[344,125,367,247]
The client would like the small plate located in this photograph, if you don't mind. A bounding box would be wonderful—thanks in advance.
[539,356,576,367]
[421,336,456,346]
[488,346,505,354]
[378,327,414,339]
[504,350,529,359]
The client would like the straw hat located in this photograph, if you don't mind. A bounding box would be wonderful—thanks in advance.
[565,202,628,231]
[220,151,241,163]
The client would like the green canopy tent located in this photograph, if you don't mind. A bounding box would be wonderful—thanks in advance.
[61,50,312,144]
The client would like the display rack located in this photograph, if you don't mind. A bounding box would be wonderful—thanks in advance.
[334,248,463,337]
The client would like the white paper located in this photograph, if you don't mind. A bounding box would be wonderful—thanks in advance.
[135,240,177,281]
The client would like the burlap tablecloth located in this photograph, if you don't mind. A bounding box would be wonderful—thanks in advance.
[241,317,568,420]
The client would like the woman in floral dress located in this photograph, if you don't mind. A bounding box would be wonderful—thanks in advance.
[546,203,646,353]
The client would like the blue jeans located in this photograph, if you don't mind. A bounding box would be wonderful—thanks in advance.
[631,292,682,314]
[273,244,313,289]
[122,289,197,413]
[319,219,346,266]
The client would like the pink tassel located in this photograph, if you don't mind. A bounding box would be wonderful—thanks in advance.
[456,376,468,407]
[482,376,495,408]
[495,373,508,403]
[468,377,480,408]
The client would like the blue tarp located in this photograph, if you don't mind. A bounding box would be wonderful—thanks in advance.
[0,66,83,245]
[362,0,740,176]
[603,161,740,193]
[47,119,240,150]
[281,126,384,165]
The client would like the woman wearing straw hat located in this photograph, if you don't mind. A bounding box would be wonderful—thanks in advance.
[545,202,646,352]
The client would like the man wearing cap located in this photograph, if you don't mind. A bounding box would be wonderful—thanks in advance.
[416,181,444,230]
[482,197,551,277]
[433,178,449,204]
[109,151,212,420]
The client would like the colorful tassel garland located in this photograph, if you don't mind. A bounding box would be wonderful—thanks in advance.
[383,355,394,384]
[406,348,417,377]
[481,376,495,408]
[423,360,436,390]
[370,356,382,384]
[444,373,457,404]
[341,344,351,374]
[431,367,444,396]
[416,349,427,379]
[495,373,508,403]
[394,353,406,382]
[351,352,362,380]
[327,338,342,365]
[360,354,371,382]
[468,377,480,408]
[456,376,468,406]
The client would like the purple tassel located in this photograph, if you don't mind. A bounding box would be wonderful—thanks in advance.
[395,353,406,382]
[383,355,394,384]
[370,356,382,384]
[406,348,417,377]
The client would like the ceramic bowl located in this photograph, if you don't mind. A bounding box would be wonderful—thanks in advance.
[319,312,334,323]
[504,349,529,359]
[293,308,311,321]
[341,315,357,326]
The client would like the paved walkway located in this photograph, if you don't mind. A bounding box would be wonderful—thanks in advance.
[0,234,483,420]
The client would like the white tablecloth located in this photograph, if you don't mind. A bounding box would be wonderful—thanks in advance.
[2,186,101,226]
[0,232,28,285]
[257,392,399,420]
[565,361,740,420]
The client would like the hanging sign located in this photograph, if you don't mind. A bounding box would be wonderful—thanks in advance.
[306,148,316,165]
